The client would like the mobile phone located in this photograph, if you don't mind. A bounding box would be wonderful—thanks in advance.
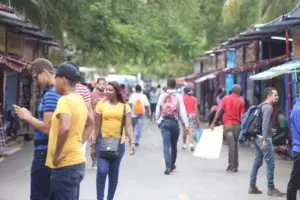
[12,104,19,109]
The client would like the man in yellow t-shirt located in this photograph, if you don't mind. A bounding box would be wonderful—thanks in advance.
[46,63,93,200]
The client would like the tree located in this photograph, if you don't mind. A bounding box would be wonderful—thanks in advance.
[0,0,85,41]
[222,0,300,24]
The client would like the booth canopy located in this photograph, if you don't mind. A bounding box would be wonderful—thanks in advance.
[250,60,300,80]
[195,72,216,83]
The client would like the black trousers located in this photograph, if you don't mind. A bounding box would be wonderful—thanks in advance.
[287,152,300,200]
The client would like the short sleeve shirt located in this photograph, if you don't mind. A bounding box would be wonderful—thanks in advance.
[76,83,91,102]
[46,93,88,168]
[219,94,245,127]
[95,102,131,144]
[34,87,60,150]
[128,93,150,117]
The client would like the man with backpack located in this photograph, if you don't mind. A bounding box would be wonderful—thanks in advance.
[129,84,150,147]
[156,78,189,175]
[210,85,245,173]
[248,87,285,197]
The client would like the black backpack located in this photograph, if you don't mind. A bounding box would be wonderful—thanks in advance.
[247,103,265,137]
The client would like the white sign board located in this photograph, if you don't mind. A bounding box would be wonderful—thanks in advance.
[194,126,223,159]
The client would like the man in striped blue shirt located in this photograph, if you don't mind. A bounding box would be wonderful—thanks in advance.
[14,58,60,200]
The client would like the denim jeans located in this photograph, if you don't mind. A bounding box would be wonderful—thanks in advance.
[132,116,144,143]
[96,137,125,200]
[31,150,51,200]
[250,137,275,189]
[160,119,180,169]
[49,163,85,200]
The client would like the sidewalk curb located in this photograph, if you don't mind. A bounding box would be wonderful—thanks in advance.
[0,137,24,160]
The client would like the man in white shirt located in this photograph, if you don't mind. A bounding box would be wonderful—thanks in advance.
[155,78,189,175]
[129,85,150,146]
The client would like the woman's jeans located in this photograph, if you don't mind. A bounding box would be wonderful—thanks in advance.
[160,119,180,169]
[250,137,275,189]
[96,138,125,200]
[30,149,51,200]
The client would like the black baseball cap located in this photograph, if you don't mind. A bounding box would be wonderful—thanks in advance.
[56,62,80,81]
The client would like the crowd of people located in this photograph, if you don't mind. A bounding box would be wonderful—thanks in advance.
[12,57,203,200]
[13,57,300,200]
[209,83,300,199]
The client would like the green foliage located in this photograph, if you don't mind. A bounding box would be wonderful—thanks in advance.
[11,0,300,77]
[65,0,205,77]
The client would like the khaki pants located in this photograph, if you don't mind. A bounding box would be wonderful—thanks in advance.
[224,125,240,170]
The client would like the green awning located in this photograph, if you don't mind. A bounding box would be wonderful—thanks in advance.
[250,70,283,80]
[250,60,300,81]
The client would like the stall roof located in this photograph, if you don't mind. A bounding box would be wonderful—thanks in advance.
[0,53,27,72]
[260,4,300,30]
[195,72,216,83]
[250,60,300,80]
[249,70,282,80]
[14,27,54,40]
[240,29,285,37]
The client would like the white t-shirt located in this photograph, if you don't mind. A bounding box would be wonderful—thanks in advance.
[129,92,150,117]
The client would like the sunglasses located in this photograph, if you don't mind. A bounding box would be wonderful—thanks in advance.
[32,70,44,80]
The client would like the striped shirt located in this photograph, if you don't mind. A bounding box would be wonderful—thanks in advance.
[76,83,91,102]
[35,87,61,150]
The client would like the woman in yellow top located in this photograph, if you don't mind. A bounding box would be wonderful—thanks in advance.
[91,81,135,200]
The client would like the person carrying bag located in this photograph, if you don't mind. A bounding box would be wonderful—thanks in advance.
[99,105,125,160]
[90,81,135,200]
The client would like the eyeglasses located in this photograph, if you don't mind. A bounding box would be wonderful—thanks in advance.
[32,70,43,80]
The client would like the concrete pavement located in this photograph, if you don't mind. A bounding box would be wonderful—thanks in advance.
[0,121,293,200]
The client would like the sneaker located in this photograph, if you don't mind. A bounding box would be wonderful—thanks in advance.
[164,168,172,175]
[182,144,186,150]
[226,166,232,172]
[171,166,176,171]
[226,167,238,173]
[135,143,140,147]
[248,187,262,194]
[189,144,194,151]
[267,188,286,197]
[92,161,97,169]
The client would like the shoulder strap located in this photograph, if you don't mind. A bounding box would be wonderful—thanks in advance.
[120,104,126,139]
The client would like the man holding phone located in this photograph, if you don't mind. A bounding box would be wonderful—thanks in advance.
[14,58,60,200]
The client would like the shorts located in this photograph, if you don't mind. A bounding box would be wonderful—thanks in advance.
[150,103,157,113]
[188,114,198,129]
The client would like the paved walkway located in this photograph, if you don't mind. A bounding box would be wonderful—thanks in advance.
[0,121,292,200]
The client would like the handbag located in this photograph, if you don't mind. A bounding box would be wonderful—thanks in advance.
[99,104,126,160]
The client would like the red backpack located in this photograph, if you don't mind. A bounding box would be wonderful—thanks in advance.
[161,93,179,118]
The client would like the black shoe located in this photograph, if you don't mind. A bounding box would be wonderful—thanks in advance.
[164,168,172,175]
[226,166,232,172]
[226,167,238,173]
[171,166,176,171]
[135,143,140,147]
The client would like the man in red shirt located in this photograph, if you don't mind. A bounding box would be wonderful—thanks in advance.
[210,85,245,172]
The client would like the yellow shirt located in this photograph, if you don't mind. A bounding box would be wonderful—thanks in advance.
[95,102,131,144]
[46,93,88,168]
